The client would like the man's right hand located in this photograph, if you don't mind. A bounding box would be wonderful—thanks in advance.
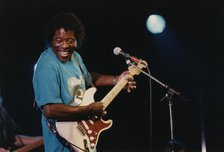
[87,102,105,117]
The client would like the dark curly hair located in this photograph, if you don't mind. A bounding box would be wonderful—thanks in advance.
[44,12,85,48]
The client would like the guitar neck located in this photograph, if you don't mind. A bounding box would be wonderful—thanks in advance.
[101,77,128,109]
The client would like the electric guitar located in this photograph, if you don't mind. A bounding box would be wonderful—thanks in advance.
[56,63,146,152]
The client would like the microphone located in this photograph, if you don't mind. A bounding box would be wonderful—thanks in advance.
[113,47,148,66]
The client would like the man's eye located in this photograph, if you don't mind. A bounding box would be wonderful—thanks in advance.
[54,38,76,45]
[67,39,76,44]
[56,39,63,43]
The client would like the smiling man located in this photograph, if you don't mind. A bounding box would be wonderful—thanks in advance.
[32,12,137,152]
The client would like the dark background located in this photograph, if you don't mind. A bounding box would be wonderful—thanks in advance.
[0,0,224,151]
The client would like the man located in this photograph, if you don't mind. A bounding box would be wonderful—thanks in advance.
[33,12,136,152]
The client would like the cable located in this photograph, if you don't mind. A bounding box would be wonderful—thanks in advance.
[146,67,153,152]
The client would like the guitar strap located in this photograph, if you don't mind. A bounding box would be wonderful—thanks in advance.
[39,109,75,152]
[73,54,95,88]
[38,105,89,152]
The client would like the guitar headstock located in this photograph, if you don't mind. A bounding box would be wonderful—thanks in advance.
[128,61,147,76]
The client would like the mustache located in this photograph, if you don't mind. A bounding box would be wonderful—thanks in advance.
[68,47,76,53]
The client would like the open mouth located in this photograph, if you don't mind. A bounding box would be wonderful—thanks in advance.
[59,51,69,57]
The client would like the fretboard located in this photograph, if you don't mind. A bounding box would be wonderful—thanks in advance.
[101,77,128,110]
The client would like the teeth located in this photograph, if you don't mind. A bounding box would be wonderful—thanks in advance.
[60,51,69,57]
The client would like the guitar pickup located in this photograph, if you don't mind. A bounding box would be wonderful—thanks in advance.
[77,123,87,135]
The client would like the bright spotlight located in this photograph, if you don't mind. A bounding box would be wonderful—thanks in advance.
[146,14,166,34]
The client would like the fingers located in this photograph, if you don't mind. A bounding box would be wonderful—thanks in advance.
[102,111,107,116]
[127,81,137,92]
[128,81,136,86]
[93,102,106,116]
[122,70,130,75]
[119,71,137,93]
[117,71,130,83]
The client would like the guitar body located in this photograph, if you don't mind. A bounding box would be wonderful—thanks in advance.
[56,87,113,152]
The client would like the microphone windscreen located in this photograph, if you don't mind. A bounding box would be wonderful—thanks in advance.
[113,47,121,55]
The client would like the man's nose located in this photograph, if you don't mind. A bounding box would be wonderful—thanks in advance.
[61,40,69,48]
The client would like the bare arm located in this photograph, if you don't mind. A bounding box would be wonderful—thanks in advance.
[91,71,137,92]
[14,135,42,147]
[42,71,136,121]
[42,102,104,121]
[0,148,8,152]
[90,72,118,86]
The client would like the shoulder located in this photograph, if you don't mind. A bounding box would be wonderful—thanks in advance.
[37,49,59,66]
[34,49,60,74]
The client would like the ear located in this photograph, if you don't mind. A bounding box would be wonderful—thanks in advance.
[74,40,78,48]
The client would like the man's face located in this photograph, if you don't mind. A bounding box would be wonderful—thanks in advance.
[51,28,77,62]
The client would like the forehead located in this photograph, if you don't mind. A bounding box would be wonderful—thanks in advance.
[54,28,75,37]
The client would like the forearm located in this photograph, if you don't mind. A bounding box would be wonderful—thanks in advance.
[14,135,42,146]
[43,104,90,121]
[90,72,118,86]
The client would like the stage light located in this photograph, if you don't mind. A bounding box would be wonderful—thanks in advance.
[146,14,166,34]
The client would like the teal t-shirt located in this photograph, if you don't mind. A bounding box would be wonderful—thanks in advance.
[33,47,92,152]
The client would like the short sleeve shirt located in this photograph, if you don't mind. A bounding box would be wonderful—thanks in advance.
[33,47,92,152]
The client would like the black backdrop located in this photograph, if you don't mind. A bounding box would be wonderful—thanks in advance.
[0,0,224,151]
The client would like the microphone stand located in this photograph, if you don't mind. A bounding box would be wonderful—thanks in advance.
[126,60,188,152]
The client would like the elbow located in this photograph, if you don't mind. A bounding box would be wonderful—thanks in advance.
[42,104,54,119]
